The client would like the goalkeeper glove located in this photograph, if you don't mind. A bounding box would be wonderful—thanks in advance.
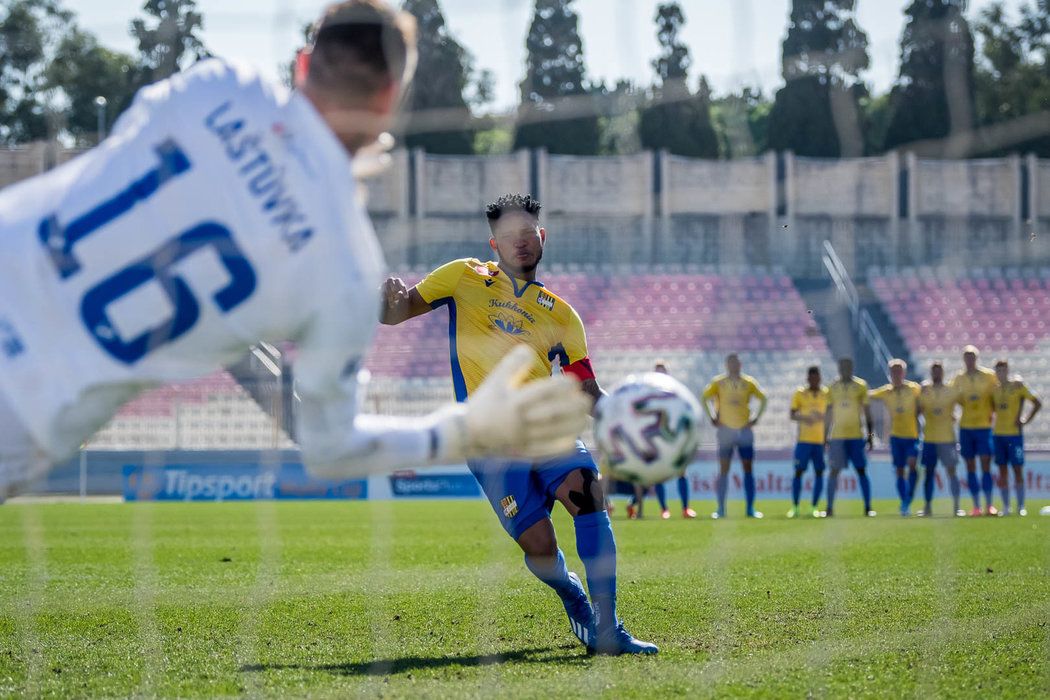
[433,345,591,461]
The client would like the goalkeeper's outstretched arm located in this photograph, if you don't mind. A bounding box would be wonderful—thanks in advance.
[298,346,591,479]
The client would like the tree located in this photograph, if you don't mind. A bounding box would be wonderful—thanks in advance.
[768,0,870,157]
[130,0,208,83]
[513,0,600,155]
[711,87,772,158]
[973,0,1050,156]
[884,0,976,154]
[593,79,644,155]
[637,2,718,158]
[400,0,475,154]
[0,0,75,144]
[46,29,137,145]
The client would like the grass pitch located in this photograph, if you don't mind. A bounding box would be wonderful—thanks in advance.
[0,498,1047,698]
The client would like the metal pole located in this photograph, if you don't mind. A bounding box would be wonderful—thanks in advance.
[79,450,87,503]
[94,96,108,143]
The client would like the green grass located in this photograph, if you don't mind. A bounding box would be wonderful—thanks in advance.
[0,499,1048,698]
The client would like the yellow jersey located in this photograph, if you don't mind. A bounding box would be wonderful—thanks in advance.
[869,381,922,439]
[702,374,766,429]
[415,258,593,400]
[828,377,869,440]
[992,381,1038,436]
[918,382,960,444]
[790,386,829,444]
[951,368,997,429]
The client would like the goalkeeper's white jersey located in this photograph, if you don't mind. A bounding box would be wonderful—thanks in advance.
[0,59,384,461]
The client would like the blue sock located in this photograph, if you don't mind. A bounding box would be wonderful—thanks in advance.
[966,471,981,507]
[949,472,961,511]
[827,471,839,510]
[716,473,728,515]
[981,471,993,507]
[677,476,689,509]
[857,468,872,511]
[907,470,918,507]
[574,511,617,634]
[895,475,907,505]
[524,550,586,604]
[923,468,936,505]
[1000,477,1010,511]
[791,471,803,506]
[812,469,824,507]
[654,482,668,511]
[743,472,756,512]
[1015,478,1025,509]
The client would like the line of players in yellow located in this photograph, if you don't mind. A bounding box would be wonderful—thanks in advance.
[778,344,1042,518]
[620,344,1042,521]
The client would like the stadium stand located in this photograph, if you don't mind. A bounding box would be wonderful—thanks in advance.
[871,267,1050,447]
[88,371,295,450]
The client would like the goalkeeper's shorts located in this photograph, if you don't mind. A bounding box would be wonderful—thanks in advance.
[467,440,597,540]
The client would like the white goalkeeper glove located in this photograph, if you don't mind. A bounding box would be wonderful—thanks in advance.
[433,345,592,461]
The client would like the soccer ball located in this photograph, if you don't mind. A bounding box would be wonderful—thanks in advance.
[593,372,702,486]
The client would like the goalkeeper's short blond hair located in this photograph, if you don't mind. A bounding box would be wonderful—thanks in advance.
[307,1,418,104]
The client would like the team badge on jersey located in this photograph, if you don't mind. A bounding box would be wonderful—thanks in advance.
[500,495,519,518]
[536,291,556,311]
[489,313,530,337]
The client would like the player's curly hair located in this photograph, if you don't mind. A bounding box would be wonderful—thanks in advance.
[485,194,542,222]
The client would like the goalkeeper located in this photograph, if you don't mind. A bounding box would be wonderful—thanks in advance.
[0,1,589,498]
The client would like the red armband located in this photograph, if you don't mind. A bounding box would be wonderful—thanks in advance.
[563,357,596,382]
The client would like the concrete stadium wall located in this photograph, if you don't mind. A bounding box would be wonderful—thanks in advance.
[663,154,772,215]
[3,144,1047,276]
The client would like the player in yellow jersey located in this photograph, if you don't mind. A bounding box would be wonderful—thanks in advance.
[702,354,768,519]
[825,357,876,517]
[992,360,1042,516]
[787,366,829,518]
[869,360,922,517]
[380,194,654,656]
[950,346,999,516]
[918,361,963,517]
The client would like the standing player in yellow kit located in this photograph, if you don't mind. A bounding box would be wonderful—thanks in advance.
[951,346,999,516]
[869,360,922,517]
[991,359,1042,515]
[917,361,963,516]
[380,194,655,656]
[702,354,768,519]
[825,357,875,517]
[787,366,830,518]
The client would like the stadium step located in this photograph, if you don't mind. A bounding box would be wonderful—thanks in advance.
[858,287,915,379]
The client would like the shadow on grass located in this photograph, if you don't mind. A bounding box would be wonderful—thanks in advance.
[240,645,588,677]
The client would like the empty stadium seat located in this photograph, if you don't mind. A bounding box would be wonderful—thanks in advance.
[872,269,1050,448]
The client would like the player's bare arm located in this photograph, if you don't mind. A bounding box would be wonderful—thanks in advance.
[703,397,720,427]
[1021,396,1042,427]
[380,277,431,325]
[748,394,768,428]
[580,378,605,408]
[790,407,816,426]
[864,405,875,451]
[824,405,834,446]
